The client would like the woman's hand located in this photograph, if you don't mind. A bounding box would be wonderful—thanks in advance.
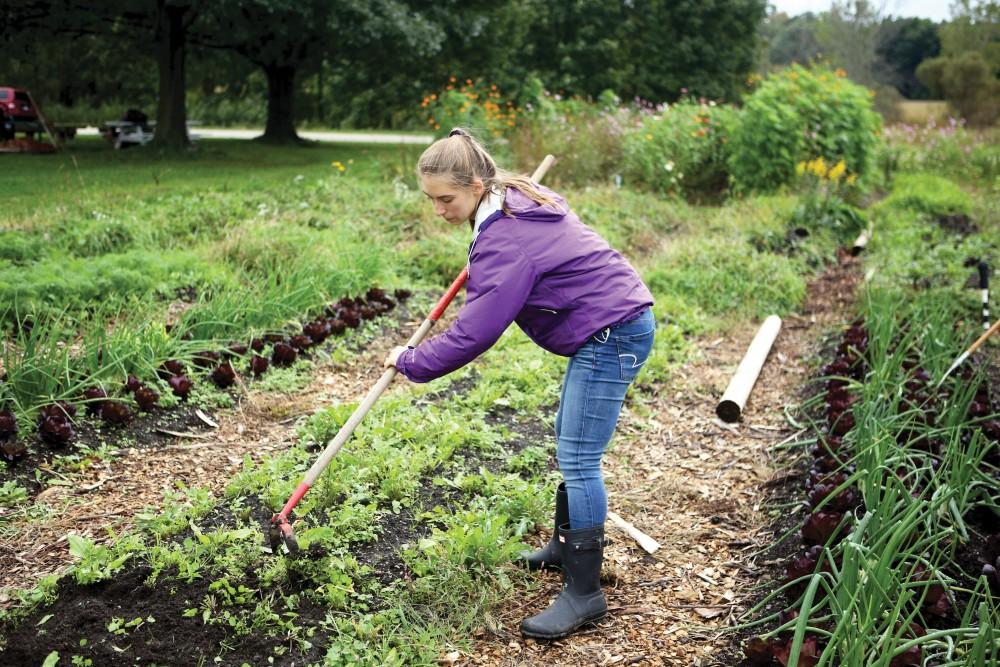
[384,346,408,369]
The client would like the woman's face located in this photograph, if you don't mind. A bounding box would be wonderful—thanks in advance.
[420,174,484,225]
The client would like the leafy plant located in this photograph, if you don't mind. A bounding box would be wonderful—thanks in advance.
[622,98,738,200]
[728,64,882,192]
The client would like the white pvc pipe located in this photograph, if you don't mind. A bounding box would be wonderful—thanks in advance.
[716,315,783,423]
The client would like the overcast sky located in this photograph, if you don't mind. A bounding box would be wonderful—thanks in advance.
[770,0,952,21]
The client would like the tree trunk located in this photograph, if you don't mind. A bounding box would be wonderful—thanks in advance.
[152,0,190,149]
[261,63,300,144]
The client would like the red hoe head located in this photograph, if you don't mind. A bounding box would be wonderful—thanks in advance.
[268,514,300,555]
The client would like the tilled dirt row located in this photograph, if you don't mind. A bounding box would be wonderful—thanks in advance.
[0,303,427,609]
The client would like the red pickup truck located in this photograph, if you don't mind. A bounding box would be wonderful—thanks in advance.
[0,86,42,138]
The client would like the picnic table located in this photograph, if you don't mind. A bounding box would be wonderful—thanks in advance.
[100,120,154,149]
[100,120,201,149]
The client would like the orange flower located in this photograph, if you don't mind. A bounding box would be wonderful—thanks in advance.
[466,78,473,85]
[449,76,457,83]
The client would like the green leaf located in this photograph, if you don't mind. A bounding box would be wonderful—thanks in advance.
[42,652,60,667]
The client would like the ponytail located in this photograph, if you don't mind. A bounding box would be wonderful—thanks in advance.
[416,128,562,211]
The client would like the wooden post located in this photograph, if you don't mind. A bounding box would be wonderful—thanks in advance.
[716,315,782,423]
[25,90,59,150]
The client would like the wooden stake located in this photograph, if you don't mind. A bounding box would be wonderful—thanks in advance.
[608,511,660,554]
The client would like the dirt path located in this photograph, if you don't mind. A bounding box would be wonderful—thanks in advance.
[0,304,428,609]
[467,252,862,666]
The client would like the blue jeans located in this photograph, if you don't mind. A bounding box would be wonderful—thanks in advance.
[555,308,655,529]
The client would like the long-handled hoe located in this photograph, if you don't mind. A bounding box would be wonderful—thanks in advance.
[936,317,1000,388]
[268,155,556,554]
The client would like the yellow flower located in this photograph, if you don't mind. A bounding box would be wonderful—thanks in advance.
[796,161,806,176]
[828,160,846,182]
[846,173,857,185]
[331,161,345,172]
[645,133,653,141]
[835,68,847,78]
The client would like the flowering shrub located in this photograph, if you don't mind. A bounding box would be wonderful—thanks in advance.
[728,65,882,192]
[621,99,738,201]
[421,77,520,140]
[509,85,633,187]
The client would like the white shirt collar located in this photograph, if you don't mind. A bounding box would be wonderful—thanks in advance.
[472,188,504,238]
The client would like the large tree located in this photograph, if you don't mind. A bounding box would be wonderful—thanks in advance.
[0,0,197,149]
[918,0,1000,125]
[527,0,768,103]
[876,17,941,98]
[201,0,443,142]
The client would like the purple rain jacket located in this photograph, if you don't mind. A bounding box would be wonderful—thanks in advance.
[395,184,654,383]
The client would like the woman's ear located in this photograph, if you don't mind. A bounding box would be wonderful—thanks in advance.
[471,178,485,197]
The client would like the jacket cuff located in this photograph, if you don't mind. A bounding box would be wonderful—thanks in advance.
[395,347,419,382]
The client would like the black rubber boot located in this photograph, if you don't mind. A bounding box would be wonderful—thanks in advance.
[519,483,568,571]
[520,523,608,640]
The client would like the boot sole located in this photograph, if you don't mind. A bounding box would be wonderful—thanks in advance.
[519,610,607,640]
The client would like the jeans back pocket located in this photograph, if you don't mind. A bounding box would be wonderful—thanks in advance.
[615,329,655,381]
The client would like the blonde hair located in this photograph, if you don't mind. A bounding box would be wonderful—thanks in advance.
[416,128,561,212]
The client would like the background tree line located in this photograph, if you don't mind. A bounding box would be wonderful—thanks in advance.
[1,0,997,149]
[762,0,999,126]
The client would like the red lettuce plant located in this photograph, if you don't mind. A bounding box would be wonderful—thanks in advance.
[773,634,822,666]
[303,319,330,344]
[271,343,298,367]
[82,387,109,415]
[289,334,313,351]
[228,342,248,357]
[786,545,825,583]
[801,510,847,545]
[249,355,269,377]
[133,385,160,411]
[0,408,19,439]
[100,401,133,425]
[159,360,184,378]
[125,374,143,392]
[193,350,220,369]
[210,362,237,388]
[167,375,194,399]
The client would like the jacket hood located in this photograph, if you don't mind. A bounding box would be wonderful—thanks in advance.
[504,184,568,223]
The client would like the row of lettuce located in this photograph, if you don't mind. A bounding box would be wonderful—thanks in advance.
[742,167,999,665]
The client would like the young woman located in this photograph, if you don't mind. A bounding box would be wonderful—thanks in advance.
[384,128,655,639]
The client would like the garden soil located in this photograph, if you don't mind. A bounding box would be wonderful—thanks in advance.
[0,253,863,665]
